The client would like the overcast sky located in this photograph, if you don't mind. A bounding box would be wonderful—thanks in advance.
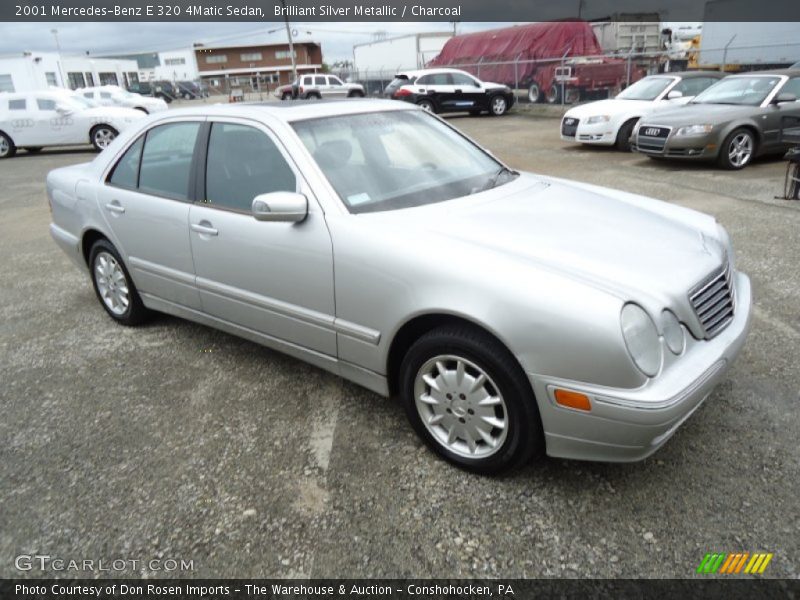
[0,22,517,63]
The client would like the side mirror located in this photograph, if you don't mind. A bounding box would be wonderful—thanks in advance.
[773,93,797,105]
[56,105,72,115]
[252,192,308,223]
[666,90,683,100]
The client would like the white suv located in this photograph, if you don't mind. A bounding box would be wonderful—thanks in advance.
[278,74,364,100]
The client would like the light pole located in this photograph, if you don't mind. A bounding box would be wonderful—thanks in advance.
[50,28,65,88]
[278,0,297,84]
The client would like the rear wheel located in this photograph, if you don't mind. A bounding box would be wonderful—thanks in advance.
[489,95,509,116]
[546,84,562,104]
[718,128,755,170]
[89,239,150,326]
[528,83,542,103]
[416,98,436,113]
[306,92,321,100]
[615,118,639,152]
[0,132,16,159]
[90,125,118,152]
[347,90,364,98]
[399,325,543,474]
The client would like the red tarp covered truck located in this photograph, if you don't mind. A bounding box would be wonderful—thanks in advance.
[429,21,644,104]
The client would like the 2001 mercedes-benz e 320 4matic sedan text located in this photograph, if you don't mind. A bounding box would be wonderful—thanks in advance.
[47,100,751,473]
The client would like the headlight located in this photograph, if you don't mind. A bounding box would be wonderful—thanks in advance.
[660,310,685,355]
[620,303,662,377]
[586,115,611,124]
[675,124,713,136]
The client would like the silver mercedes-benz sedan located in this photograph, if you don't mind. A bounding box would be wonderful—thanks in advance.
[47,99,751,473]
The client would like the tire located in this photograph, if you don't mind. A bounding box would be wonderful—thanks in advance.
[90,125,119,152]
[25,147,43,154]
[615,118,639,152]
[416,98,437,113]
[718,127,756,170]
[528,83,542,103]
[89,239,150,326]
[182,92,191,100]
[546,84,562,104]
[489,94,509,116]
[281,92,292,101]
[0,131,16,159]
[347,90,365,98]
[306,92,321,100]
[133,107,149,114]
[399,324,543,474]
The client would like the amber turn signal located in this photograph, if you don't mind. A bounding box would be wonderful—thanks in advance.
[554,389,592,411]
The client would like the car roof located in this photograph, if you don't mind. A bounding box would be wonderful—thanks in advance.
[394,68,471,78]
[727,69,800,77]
[151,98,416,122]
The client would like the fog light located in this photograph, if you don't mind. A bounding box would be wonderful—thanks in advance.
[554,389,592,411]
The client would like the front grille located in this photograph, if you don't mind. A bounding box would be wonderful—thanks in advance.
[689,261,736,339]
[636,125,671,153]
[561,117,579,137]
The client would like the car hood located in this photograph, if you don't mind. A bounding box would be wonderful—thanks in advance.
[641,102,758,125]
[364,174,724,309]
[83,106,146,120]
[566,98,653,118]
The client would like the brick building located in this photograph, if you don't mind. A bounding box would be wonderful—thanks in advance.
[194,41,323,91]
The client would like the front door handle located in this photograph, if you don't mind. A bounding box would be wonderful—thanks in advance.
[191,222,218,236]
[105,201,125,214]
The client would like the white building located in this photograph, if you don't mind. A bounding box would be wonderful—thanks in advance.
[0,51,139,92]
[150,49,199,82]
[353,32,453,76]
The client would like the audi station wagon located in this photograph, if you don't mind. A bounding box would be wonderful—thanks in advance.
[48,100,751,473]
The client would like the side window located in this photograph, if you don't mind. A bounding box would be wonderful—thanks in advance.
[138,122,201,200]
[428,73,453,86]
[780,77,800,99]
[36,98,56,111]
[303,76,313,86]
[100,92,112,99]
[314,76,326,86]
[452,73,479,87]
[328,76,343,86]
[108,136,144,189]
[83,92,93,99]
[8,99,26,110]
[416,75,431,86]
[205,123,296,212]
[673,77,716,97]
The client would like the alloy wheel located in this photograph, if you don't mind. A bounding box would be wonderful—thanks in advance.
[94,252,130,316]
[728,133,753,168]
[492,96,508,115]
[414,354,508,458]
[94,128,116,149]
[0,137,9,157]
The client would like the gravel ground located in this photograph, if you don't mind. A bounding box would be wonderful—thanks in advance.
[0,111,798,579]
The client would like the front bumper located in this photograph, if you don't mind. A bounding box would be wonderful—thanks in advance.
[561,119,616,145]
[632,130,719,160]
[528,272,752,462]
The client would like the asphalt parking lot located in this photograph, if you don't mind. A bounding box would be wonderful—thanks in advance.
[1,110,798,579]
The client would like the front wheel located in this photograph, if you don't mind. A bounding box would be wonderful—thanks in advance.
[281,92,292,101]
[718,128,755,170]
[615,118,638,152]
[399,325,543,474]
[90,125,119,152]
[89,240,150,326]
[347,90,365,98]
[489,95,509,116]
[0,132,16,159]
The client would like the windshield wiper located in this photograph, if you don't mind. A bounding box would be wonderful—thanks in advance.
[483,166,519,191]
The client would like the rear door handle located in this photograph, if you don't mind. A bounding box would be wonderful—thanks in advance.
[191,222,218,236]
[105,201,125,214]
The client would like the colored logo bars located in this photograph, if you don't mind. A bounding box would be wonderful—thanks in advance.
[697,552,774,574]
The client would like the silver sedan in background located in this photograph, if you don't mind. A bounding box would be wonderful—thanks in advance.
[47,100,751,473]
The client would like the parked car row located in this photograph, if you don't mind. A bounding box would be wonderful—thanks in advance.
[0,89,147,158]
[562,69,800,169]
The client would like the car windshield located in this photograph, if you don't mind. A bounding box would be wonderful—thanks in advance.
[293,110,515,214]
[691,76,781,106]
[616,77,676,101]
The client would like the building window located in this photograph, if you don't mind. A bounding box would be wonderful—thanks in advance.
[128,72,139,84]
[85,72,95,86]
[45,72,58,86]
[67,72,85,90]
[99,72,118,85]
[165,58,186,66]
[0,74,14,92]
[275,50,297,60]
[206,55,228,64]
[240,52,263,61]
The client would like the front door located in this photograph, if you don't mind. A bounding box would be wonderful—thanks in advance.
[96,120,203,309]
[188,119,336,356]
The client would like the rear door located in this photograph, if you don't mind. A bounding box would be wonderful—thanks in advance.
[762,77,800,149]
[416,73,455,109]
[29,97,79,145]
[96,119,204,309]
[188,118,336,355]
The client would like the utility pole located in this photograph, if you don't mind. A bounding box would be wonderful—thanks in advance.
[51,28,65,88]
[279,0,297,83]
